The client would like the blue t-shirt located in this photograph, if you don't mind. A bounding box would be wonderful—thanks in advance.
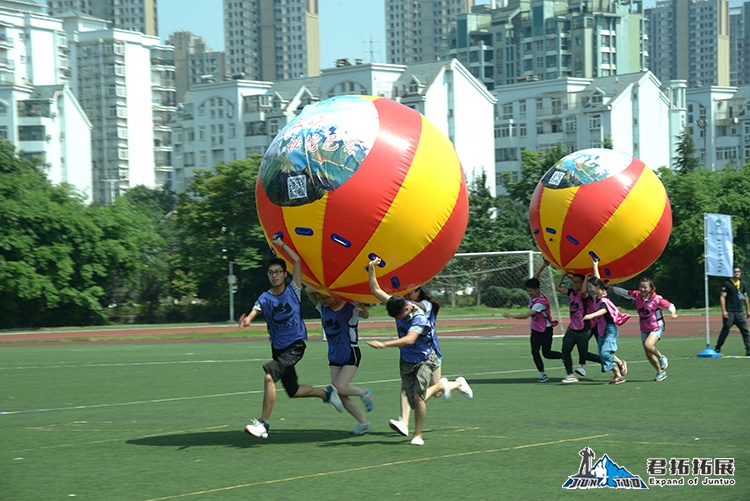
[395,305,435,364]
[317,302,361,365]
[419,299,442,358]
[254,281,307,349]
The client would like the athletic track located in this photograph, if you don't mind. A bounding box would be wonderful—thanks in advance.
[0,315,721,346]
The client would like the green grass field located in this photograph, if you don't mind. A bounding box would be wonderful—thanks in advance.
[2,335,748,500]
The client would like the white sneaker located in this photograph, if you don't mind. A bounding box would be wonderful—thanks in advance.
[439,377,452,402]
[324,384,343,412]
[410,437,424,446]
[562,375,579,383]
[244,418,269,439]
[575,367,586,377]
[456,376,473,399]
[389,418,409,437]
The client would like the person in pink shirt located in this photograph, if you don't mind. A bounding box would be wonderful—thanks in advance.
[503,261,562,383]
[613,278,677,382]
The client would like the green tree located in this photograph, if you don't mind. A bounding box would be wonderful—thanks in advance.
[173,156,269,319]
[503,142,567,204]
[0,141,162,327]
[122,185,177,321]
[460,171,533,253]
[673,127,701,175]
[634,166,750,308]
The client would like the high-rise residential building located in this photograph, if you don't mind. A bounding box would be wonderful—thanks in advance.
[0,0,93,200]
[46,0,158,36]
[386,0,476,65]
[223,0,320,81]
[646,0,729,87]
[730,2,750,86]
[168,31,226,103]
[60,12,175,204]
[450,0,646,89]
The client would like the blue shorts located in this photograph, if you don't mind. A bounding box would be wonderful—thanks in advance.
[641,320,665,342]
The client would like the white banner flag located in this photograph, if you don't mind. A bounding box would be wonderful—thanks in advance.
[705,213,733,277]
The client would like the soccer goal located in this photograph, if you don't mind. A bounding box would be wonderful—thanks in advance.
[427,251,564,332]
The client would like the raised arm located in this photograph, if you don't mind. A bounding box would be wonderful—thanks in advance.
[591,256,601,279]
[367,258,391,303]
[272,235,302,288]
[304,285,320,305]
[555,272,569,295]
[356,303,371,320]
[533,259,550,279]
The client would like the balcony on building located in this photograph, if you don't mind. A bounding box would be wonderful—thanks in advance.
[18,100,52,119]
[0,31,14,49]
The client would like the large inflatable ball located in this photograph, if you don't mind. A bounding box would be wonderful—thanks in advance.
[529,149,671,283]
[256,95,469,303]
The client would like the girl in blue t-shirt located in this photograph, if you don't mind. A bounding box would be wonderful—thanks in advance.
[306,287,374,435]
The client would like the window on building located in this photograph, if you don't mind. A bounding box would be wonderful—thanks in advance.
[588,114,601,129]
[502,104,513,119]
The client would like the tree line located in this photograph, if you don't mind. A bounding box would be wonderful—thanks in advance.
[1,139,748,328]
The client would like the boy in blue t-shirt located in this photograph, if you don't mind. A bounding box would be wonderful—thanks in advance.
[239,235,343,439]
[366,257,473,446]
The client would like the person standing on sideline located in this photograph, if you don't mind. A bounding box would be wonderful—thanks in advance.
[555,271,600,383]
[305,287,374,435]
[388,286,445,437]
[502,260,562,383]
[714,266,750,356]
[612,279,677,381]
[583,257,629,384]
[239,235,343,439]
[366,258,473,446]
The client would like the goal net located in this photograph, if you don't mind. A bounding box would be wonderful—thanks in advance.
[427,251,564,332]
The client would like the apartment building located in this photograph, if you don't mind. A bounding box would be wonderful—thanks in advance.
[46,0,158,36]
[224,0,320,82]
[172,58,496,194]
[0,0,93,200]
[60,12,175,203]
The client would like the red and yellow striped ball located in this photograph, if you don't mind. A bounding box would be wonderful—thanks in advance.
[256,95,468,303]
[529,149,672,283]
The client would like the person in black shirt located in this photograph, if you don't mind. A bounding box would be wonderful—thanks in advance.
[715,266,750,356]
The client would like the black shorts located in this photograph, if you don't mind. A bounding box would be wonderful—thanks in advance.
[329,346,362,368]
[263,339,306,397]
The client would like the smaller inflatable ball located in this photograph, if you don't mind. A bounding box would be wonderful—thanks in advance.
[256,95,469,303]
[529,148,672,283]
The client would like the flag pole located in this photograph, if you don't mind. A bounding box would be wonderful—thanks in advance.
[698,213,720,358]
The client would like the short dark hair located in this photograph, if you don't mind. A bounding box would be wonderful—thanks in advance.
[525,278,540,289]
[385,296,407,318]
[589,277,607,289]
[267,257,287,272]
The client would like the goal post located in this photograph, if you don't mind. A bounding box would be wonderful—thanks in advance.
[427,251,565,333]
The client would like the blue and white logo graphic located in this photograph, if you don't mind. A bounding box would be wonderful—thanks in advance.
[562,447,647,489]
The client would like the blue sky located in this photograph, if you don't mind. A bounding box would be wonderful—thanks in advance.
[158,0,388,69]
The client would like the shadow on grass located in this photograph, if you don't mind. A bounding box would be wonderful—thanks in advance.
[126,429,401,450]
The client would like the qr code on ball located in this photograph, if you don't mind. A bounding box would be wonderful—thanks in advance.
[287,175,307,200]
